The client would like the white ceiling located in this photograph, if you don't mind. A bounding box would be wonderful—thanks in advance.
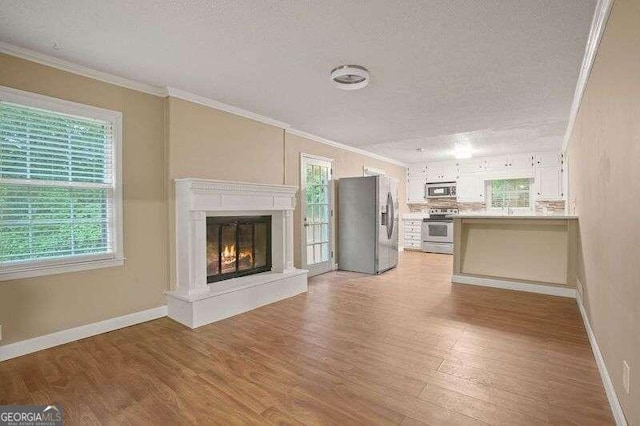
[0,0,596,164]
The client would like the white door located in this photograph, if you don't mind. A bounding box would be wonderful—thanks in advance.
[301,154,334,276]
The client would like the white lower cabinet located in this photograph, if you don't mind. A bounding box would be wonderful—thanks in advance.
[403,219,423,250]
[456,174,484,202]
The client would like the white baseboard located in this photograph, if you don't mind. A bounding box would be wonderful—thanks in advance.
[0,306,167,362]
[399,246,405,252]
[576,289,628,426]
[451,274,576,298]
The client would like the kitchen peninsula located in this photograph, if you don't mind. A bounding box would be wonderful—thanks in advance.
[451,214,579,297]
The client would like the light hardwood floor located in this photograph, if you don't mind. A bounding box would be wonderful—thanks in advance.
[0,252,613,425]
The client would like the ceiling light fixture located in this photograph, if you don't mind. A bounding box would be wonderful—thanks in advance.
[454,144,473,159]
[330,65,370,90]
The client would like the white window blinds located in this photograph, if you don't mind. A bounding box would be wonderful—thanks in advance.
[0,101,115,265]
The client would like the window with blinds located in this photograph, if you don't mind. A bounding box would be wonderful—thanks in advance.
[0,88,122,278]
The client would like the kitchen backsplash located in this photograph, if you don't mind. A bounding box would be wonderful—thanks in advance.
[408,200,566,214]
[534,200,566,214]
[408,200,483,212]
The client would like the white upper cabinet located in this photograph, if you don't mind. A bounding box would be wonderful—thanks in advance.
[533,151,563,200]
[483,154,533,178]
[457,158,485,174]
[508,153,534,173]
[483,155,509,172]
[534,152,562,168]
[416,151,564,204]
[456,174,484,202]
[427,161,458,183]
[406,163,427,203]
[535,166,563,200]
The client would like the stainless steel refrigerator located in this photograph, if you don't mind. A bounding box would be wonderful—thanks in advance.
[338,175,399,274]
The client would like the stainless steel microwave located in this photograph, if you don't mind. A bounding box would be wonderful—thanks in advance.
[425,182,457,198]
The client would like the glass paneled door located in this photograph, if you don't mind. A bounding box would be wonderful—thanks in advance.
[301,154,333,276]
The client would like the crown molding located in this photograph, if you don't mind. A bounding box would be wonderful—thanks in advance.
[286,128,407,167]
[0,41,406,167]
[0,41,167,97]
[166,89,407,167]
[165,87,290,129]
[561,0,614,153]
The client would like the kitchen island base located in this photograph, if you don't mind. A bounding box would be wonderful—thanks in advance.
[452,216,578,297]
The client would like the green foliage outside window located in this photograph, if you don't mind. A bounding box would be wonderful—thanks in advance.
[489,178,531,209]
[0,102,111,263]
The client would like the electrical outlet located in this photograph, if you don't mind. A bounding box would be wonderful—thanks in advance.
[623,361,631,394]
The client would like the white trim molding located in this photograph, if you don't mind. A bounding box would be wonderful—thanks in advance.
[0,85,125,281]
[0,41,166,97]
[0,42,407,168]
[0,306,167,362]
[287,128,407,167]
[577,289,628,426]
[165,87,290,129]
[166,178,308,328]
[452,274,577,298]
[561,0,614,153]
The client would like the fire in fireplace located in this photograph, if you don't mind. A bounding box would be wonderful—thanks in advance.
[206,216,272,282]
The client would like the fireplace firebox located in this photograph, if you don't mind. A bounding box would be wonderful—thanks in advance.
[206,216,272,283]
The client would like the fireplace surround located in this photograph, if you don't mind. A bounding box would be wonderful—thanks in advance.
[166,178,308,328]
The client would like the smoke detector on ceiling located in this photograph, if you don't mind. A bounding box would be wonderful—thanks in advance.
[330,65,370,90]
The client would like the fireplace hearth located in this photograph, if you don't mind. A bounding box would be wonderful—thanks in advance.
[206,216,272,282]
[167,178,307,329]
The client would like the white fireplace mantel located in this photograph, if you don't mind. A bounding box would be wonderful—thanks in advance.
[166,178,308,328]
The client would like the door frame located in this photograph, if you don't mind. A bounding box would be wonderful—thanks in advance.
[300,153,336,276]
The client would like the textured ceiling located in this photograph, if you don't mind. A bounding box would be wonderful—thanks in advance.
[0,0,596,163]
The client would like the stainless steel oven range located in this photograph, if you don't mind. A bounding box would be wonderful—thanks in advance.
[421,208,458,254]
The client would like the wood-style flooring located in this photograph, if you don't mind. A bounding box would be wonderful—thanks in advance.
[0,252,614,425]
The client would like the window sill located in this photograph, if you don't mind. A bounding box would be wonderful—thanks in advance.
[0,257,125,281]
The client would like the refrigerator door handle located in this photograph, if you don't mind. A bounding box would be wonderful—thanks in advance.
[386,192,395,239]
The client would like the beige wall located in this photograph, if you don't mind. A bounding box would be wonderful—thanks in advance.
[284,132,407,267]
[165,101,407,275]
[455,219,575,286]
[165,97,286,287]
[0,55,406,348]
[167,97,285,184]
[0,53,168,345]
[567,0,640,423]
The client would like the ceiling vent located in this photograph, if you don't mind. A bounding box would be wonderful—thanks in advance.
[330,65,370,90]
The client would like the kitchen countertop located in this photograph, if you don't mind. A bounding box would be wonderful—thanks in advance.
[450,213,578,219]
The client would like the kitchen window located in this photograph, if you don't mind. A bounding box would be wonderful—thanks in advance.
[486,178,532,210]
[0,86,123,280]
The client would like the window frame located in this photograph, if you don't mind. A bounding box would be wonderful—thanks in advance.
[0,85,123,281]
[485,177,534,212]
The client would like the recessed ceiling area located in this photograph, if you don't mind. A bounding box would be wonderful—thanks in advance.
[0,0,596,164]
